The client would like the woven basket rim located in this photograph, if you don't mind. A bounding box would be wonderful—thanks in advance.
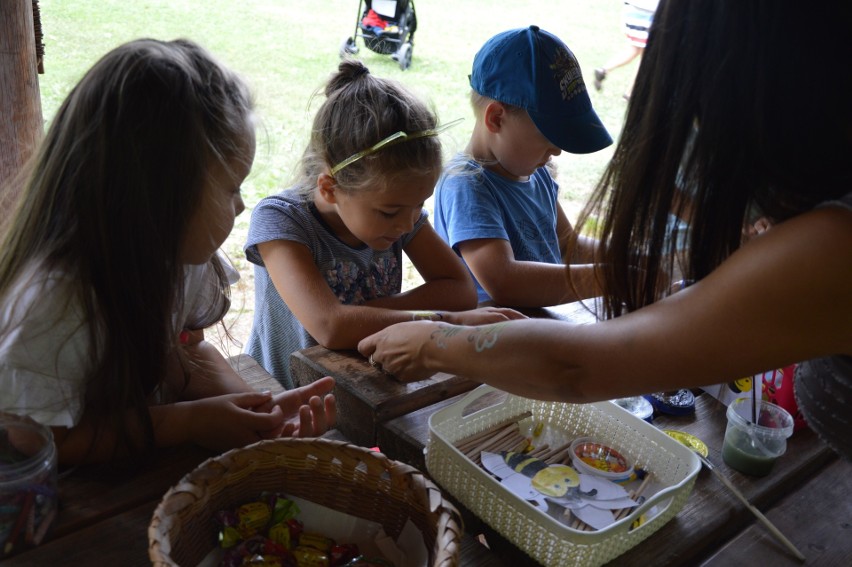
[148,437,462,567]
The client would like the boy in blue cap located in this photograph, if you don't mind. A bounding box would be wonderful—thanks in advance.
[433,26,612,307]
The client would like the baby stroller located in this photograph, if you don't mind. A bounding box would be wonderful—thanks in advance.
[340,0,417,70]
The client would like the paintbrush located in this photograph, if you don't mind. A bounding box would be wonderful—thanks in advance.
[752,379,758,424]
[695,452,805,562]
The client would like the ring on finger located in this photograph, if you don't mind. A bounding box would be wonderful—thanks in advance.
[369,354,381,369]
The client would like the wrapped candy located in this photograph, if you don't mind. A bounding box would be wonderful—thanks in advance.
[214,494,383,567]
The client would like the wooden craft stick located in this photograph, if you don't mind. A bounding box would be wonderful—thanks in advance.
[511,437,531,453]
[696,453,806,562]
[464,424,521,459]
[453,411,532,450]
[457,423,518,454]
[527,443,551,459]
[456,422,519,453]
[614,469,652,521]
[466,435,522,466]
[538,439,573,463]
[472,433,527,465]
[633,470,653,499]
[547,447,571,465]
[493,433,527,453]
[3,492,34,555]
[32,507,56,545]
[544,446,573,465]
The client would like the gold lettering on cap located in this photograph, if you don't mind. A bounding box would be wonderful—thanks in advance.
[551,47,586,102]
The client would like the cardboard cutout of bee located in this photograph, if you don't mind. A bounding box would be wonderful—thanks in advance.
[481,451,639,529]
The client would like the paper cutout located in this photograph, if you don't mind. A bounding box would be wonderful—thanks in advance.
[481,451,638,530]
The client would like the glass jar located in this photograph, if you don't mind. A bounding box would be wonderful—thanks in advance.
[0,413,58,557]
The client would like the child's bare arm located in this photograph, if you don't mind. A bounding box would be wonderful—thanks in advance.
[556,203,597,262]
[458,238,601,308]
[372,222,477,309]
[174,331,255,399]
[50,391,282,465]
[257,230,509,349]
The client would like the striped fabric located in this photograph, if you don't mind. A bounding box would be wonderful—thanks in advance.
[623,1,658,48]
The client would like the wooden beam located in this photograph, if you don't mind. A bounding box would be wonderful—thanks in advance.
[1,0,43,215]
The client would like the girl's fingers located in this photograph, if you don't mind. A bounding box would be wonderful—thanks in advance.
[252,389,275,413]
[303,376,335,400]
[298,405,314,437]
[235,391,274,409]
[309,396,327,434]
[248,403,284,435]
[324,395,337,429]
[280,421,298,438]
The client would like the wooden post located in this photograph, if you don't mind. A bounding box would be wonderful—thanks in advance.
[0,0,43,214]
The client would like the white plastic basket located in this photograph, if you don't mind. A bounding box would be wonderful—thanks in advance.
[426,385,701,567]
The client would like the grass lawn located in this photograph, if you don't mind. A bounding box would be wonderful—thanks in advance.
[37,0,638,350]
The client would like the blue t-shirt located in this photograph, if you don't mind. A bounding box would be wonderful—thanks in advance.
[244,189,427,388]
[433,156,562,302]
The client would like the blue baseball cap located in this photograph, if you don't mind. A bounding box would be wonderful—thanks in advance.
[470,25,613,154]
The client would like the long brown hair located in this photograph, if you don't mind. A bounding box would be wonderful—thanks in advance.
[578,0,852,318]
[293,59,442,196]
[0,39,254,460]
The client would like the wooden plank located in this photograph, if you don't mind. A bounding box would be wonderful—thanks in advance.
[48,445,213,540]
[1,501,155,567]
[227,352,283,393]
[699,457,852,566]
[377,394,464,471]
[290,300,599,447]
[291,346,478,447]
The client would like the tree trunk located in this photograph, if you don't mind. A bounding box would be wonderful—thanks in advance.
[0,0,43,216]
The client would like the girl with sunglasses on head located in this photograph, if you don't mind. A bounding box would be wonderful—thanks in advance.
[245,59,523,388]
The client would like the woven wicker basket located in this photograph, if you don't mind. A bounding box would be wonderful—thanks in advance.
[148,438,462,566]
[427,386,701,567]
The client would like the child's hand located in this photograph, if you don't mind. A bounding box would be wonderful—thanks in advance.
[183,392,287,451]
[256,377,337,438]
[442,306,527,326]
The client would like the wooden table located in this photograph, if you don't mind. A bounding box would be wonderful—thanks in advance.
[0,354,278,566]
[377,390,852,566]
[290,299,852,565]
[5,350,850,565]
[0,354,498,566]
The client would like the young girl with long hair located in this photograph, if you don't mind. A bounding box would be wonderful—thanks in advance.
[0,38,335,466]
[245,59,523,387]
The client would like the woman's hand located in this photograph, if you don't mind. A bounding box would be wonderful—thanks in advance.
[358,321,446,382]
[441,306,526,326]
